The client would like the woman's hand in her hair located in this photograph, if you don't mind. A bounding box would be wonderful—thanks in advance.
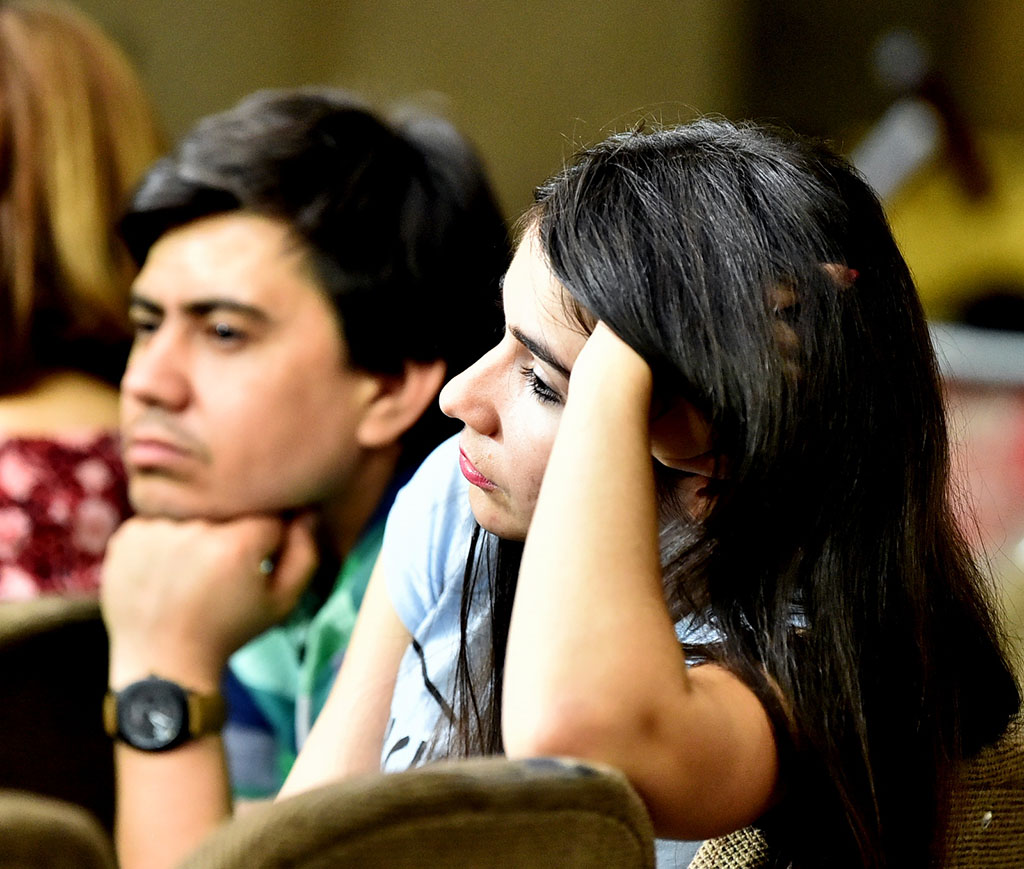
[568,321,653,406]
[572,323,715,482]
[508,322,776,839]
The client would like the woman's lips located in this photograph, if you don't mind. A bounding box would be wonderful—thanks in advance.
[459,448,496,491]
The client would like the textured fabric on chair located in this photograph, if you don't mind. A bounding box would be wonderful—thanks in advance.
[0,597,113,832]
[686,714,1024,868]
[0,790,115,869]
[687,827,769,869]
[179,756,656,869]
[945,714,1024,868]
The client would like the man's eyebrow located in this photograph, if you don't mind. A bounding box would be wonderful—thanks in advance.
[128,293,269,321]
[509,326,571,380]
[182,299,270,321]
[128,293,162,315]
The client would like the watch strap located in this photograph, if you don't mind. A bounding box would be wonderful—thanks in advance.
[185,687,228,738]
[102,690,117,738]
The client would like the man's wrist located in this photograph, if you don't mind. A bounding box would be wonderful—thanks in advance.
[108,645,226,695]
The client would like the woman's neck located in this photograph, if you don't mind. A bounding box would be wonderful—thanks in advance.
[0,369,120,435]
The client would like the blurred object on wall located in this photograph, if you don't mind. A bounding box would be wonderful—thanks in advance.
[933,323,1024,673]
[848,28,1024,323]
[851,28,989,202]
[746,1,1024,322]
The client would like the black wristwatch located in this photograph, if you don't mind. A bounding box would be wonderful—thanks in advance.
[104,676,227,752]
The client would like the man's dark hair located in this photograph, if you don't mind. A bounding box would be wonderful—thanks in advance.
[120,87,509,469]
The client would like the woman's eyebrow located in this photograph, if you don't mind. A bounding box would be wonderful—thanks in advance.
[509,326,571,379]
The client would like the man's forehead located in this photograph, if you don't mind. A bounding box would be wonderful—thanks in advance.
[131,214,321,313]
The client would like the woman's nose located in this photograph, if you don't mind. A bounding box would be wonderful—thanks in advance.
[439,340,506,437]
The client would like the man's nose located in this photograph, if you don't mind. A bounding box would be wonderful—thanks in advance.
[120,330,191,412]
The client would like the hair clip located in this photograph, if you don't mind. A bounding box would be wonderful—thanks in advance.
[821,263,858,288]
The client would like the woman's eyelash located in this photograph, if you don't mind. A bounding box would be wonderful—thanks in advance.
[520,365,561,405]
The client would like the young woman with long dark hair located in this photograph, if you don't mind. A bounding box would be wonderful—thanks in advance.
[285,119,1020,868]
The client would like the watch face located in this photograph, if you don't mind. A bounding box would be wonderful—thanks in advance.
[118,678,188,751]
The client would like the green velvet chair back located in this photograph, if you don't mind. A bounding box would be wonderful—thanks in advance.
[179,756,656,868]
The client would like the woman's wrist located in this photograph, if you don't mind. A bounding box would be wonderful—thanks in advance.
[569,322,653,406]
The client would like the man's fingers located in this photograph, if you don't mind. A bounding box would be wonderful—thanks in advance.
[263,513,319,612]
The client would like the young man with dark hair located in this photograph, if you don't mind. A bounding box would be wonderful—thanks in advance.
[100,88,508,869]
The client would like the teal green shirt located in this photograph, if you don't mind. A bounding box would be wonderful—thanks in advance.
[224,517,386,798]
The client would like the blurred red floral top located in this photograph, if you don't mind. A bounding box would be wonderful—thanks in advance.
[0,432,131,600]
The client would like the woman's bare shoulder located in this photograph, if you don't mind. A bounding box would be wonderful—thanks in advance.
[0,371,120,435]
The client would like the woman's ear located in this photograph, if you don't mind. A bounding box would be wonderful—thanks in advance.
[679,471,716,522]
[356,359,447,450]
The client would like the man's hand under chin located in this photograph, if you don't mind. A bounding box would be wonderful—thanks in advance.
[101,512,319,691]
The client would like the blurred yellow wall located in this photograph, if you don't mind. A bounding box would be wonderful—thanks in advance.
[73,0,746,219]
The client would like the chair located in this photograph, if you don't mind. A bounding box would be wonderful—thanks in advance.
[178,756,657,868]
[0,790,115,869]
[688,828,769,869]
[945,714,1024,867]
[0,597,114,832]
[687,714,1024,868]
[178,719,1024,868]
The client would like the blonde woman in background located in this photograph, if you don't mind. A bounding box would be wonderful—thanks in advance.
[0,0,163,599]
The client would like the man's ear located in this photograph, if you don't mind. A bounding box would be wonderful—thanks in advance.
[356,359,447,450]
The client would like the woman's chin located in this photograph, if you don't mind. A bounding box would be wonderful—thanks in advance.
[467,488,529,542]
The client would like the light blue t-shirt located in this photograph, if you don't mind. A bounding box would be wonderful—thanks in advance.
[381,435,482,769]
[380,434,702,866]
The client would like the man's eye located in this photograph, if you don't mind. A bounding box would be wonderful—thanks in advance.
[130,320,158,336]
[210,322,244,342]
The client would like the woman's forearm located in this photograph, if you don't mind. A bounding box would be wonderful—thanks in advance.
[505,332,685,743]
[503,326,778,838]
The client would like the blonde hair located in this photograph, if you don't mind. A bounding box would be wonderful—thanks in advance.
[0,0,163,388]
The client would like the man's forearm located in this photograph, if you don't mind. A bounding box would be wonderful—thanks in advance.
[101,514,320,867]
[114,738,232,869]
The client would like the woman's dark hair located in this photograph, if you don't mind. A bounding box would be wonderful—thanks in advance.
[120,87,508,470]
[449,119,1020,867]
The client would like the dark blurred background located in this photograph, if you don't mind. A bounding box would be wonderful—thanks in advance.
[70,0,1024,316]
